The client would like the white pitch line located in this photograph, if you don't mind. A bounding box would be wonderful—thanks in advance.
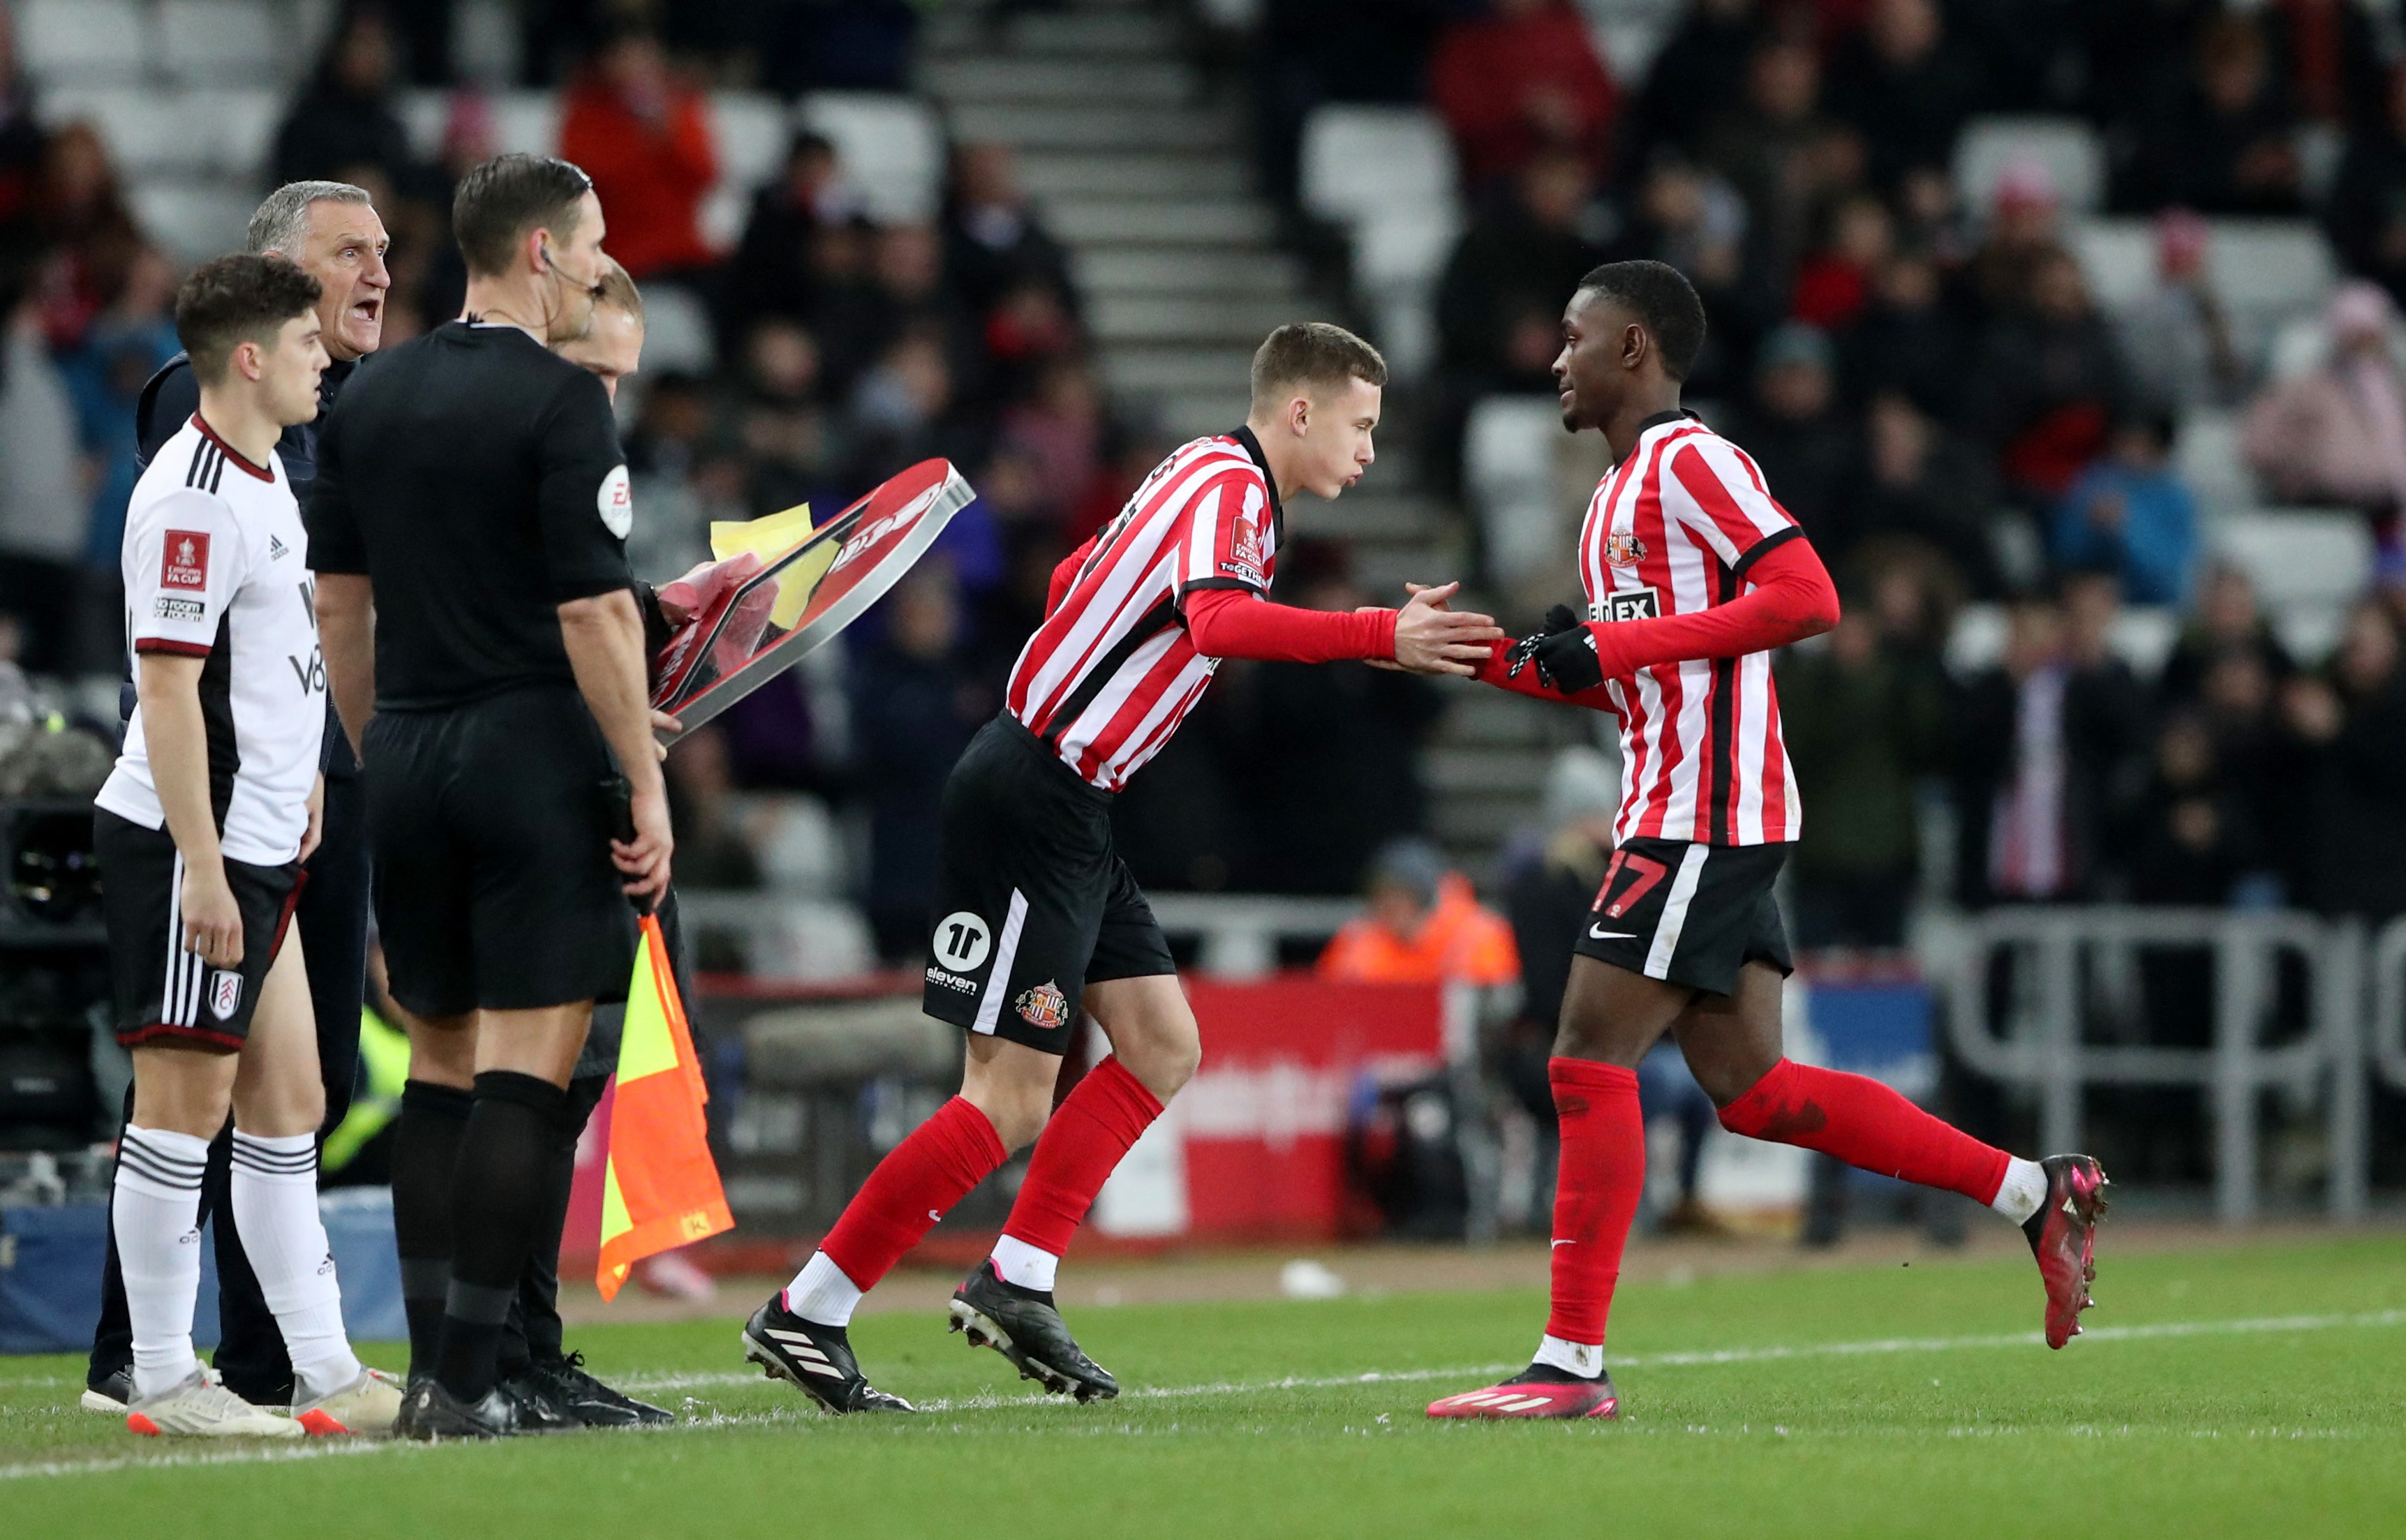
[6,1307,2400,1481]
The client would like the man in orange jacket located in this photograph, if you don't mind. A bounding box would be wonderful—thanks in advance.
[1319,837,1520,986]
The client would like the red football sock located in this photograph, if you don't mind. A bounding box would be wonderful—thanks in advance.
[1002,1056,1164,1258]
[1716,1058,2010,1204]
[1545,1057,1645,1347]
[819,1096,1008,1289]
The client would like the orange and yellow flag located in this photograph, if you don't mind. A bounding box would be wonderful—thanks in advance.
[596,913,733,1301]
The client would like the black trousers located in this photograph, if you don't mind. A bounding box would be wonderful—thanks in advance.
[89,770,373,1402]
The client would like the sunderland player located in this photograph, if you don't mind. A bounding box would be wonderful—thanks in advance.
[94,255,400,1437]
[743,323,1504,1412]
[87,177,390,1418]
[1424,261,2108,1422]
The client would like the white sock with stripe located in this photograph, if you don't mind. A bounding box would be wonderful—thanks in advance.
[989,1234,1060,1294]
[230,1130,361,1400]
[1990,1157,2049,1225]
[112,1126,210,1401]
[1532,1333,1604,1379]
[783,1250,863,1328]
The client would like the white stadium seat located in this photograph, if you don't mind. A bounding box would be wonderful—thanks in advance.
[2217,509,2372,610]
[487,91,560,156]
[700,91,787,251]
[2174,409,2254,516]
[796,93,943,225]
[130,181,258,263]
[2206,220,2337,316]
[1464,396,1566,588]
[1299,105,1462,377]
[632,280,716,377]
[156,0,282,85]
[17,0,151,85]
[42,86,283,179]
[2070,218,2155,311]
[1953,116,2106,219]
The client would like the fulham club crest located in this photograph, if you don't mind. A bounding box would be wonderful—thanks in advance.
[209,969,243,1021]
[1014,980,1069,1031]
[1602,531,1647,568]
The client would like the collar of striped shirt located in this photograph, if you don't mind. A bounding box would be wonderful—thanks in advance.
[1229,423,1286,547]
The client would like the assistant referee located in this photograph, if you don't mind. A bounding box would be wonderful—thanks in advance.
[307,154,671,1440]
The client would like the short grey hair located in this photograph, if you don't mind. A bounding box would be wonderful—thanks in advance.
[246,181,375,258]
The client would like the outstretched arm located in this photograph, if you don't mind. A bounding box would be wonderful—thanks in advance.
[1186,583,1503,673]
[1482,537,1841,706]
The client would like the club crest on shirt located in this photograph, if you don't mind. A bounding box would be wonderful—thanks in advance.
[1015,980,1069,1031]
[1602,531,1647,568]
[209,969,242,1021]
[161,530,211,590]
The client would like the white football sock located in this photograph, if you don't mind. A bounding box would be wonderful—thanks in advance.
[784,1250,863,1327]
[990,1234,1060,1294]
[230,1130,361,1400]
[1532,1334,1604,1379]
[112,1125,210,1400]
[1991,1157,2049,1225]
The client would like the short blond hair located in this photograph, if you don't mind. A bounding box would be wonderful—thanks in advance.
[1248,321,1386,411]
[594,255,642,321]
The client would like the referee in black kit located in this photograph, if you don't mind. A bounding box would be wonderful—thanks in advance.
[84,179,391,1415]
[309,154,672,1440]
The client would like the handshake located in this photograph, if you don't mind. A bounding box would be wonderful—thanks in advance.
[1374,590,1606,693]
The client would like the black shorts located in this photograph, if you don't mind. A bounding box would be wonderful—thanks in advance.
[1571,837,1794,997]
[96,809,302,1049]
[921,715,1175,1054]
[364,686,635,1018]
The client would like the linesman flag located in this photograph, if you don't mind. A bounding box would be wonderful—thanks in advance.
[596,911,732,1301]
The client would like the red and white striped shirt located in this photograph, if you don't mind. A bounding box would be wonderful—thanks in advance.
[1007,428,1281,791]
[1582,412,1804,846]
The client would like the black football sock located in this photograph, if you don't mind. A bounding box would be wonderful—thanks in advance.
[500,1072,604,1377]
[392,1079,473,1381]
[436,1071,566,1402]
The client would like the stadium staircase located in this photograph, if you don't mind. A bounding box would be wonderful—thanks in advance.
[917,0,1570,879]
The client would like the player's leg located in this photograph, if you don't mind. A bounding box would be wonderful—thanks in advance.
[1679,960,2107,1347]
[226,927,399,1435]
[392,1012,473,1386]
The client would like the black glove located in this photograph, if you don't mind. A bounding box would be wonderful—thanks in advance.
[1503,604,1605,695]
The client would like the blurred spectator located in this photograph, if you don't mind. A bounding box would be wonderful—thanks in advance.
[1962,159,2063,325]
[2116,12,2303,215]
[1436,151,1607,395]
[1232,542,1446,895]
[558,24,719,281]
[2328,63,2406,308]
[1698,37,1834,292]
[1500,747,1618,1071]
[1778,604,1944,948]
[2283,599,2406,919]
[845,331,986,494]
[1625,0,1766,174]
[0,6,41,242]
[663,726,764,894]
[2264,0,2388,137]
[1823,0,1982,192]
[1318,837,1518,985]
[803,217,885,396]
[2245,281,2406,528]
[1790,193,1892,331]
[1966,246,2130,507]
[622,371,720,582]
[1428,0,1618,190]
[996,357,1104,530]
[1839,251,1963,417]
[727,132,857,332]
[272,4,420,191]
[853,564,992,961]
[2116,710,2259,906]
[1604,152,1758,394]
[30,122,142,350]
[0,281,80,673]
[1852,393,2003,597]
[1729,323,1856,552]
[737,317,845,518]
[1948,591,2138,906]
[2160,562,2293,704]
[942,143,1074,321]
[61,247,178,575]
[759,0,919,96]
[2051,413,2198,605]
[2118,209,2245,414]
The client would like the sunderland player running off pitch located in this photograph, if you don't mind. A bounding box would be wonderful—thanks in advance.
[742,322,1505,1414]
[1424,260,2110,1422]
[94,254,401,1440]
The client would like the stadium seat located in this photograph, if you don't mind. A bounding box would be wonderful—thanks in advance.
[1953,116,2106,218]
[156,0,283,85]
[17,0,151,85]
[129,182,258,263]
[1298,105,1462,377]
[700,91,787,251]
[44,87,283,179]
[488,90,560,156]
[2207,219,2337,317]
[796,93,943,224]
[1943,602,2181,677]
[2070,218,2155,311]
[2216,508,2372,611]
[1464,396,1565,587]
[2174,409,2255,516]
[633,280,716,376]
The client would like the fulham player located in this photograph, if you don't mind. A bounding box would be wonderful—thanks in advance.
[743,323,1503,1412]
[1425,262,2107,1422]
[94,255,399,1437]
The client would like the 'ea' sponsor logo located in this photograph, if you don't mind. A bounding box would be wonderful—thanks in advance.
[597,464,634,539]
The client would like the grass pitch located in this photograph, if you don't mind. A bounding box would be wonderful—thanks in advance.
[4,1232,2403,1539]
